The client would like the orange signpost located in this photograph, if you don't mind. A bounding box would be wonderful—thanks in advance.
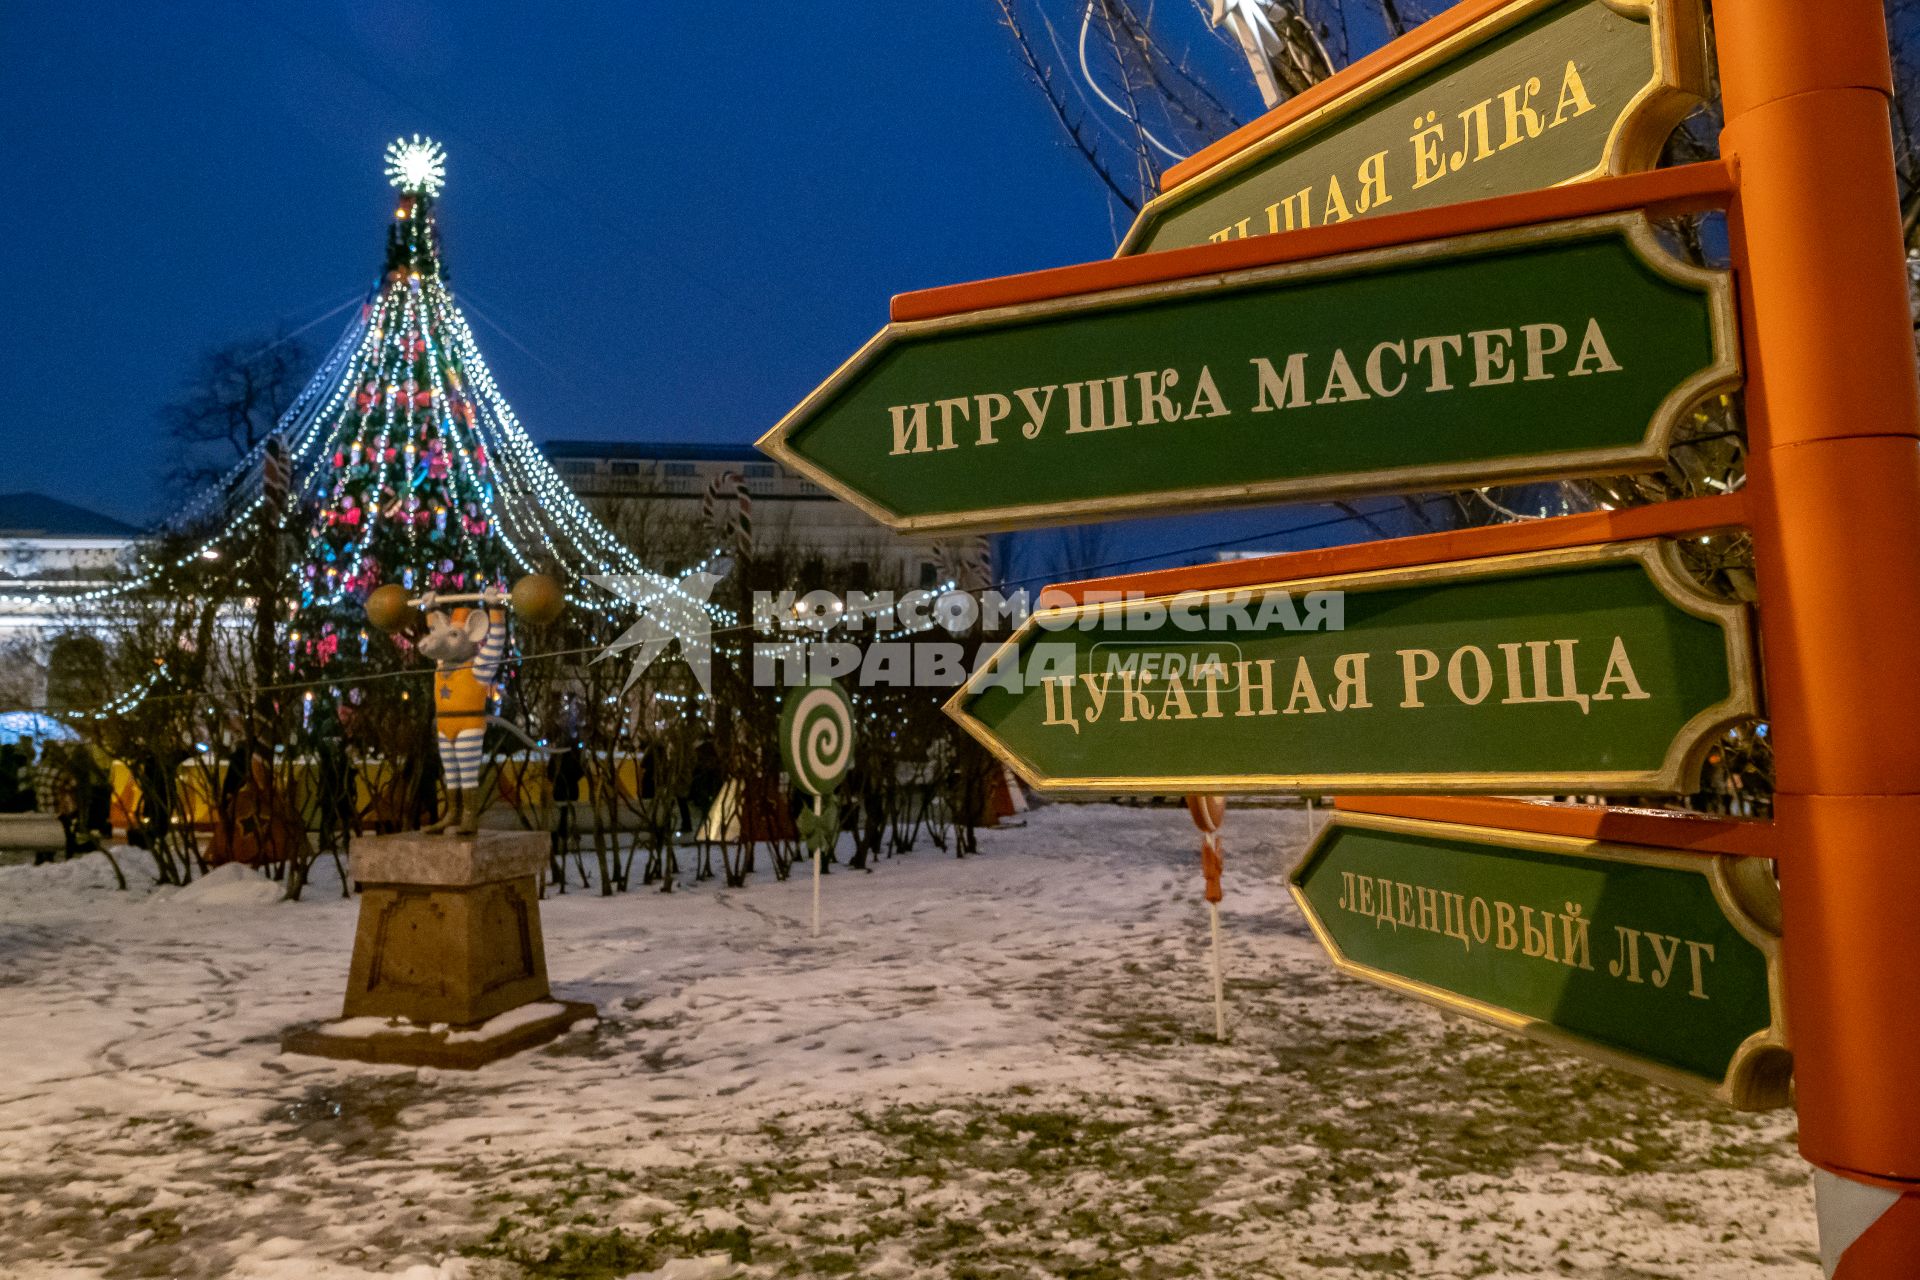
[1036,491,1746,604]
[761,0,1920,1266]
[1712,0,1920,1269]
[1332,794,1780,862]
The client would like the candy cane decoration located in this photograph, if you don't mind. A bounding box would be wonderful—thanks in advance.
[1186,793,1229,1041]
[934,536,992,591]
[702,470,754,555]
[260,433,293,514]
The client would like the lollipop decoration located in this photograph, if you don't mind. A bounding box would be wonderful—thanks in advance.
[781,681,853,796]
[780,680,853,936]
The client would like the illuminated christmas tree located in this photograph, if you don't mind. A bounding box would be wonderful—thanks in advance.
[1,137,719,744]
[290,137,505,671]
[279,137,644,677]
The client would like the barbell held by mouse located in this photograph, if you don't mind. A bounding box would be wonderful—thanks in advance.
[364,573,565,633]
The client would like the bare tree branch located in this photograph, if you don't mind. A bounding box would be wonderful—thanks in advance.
[998,1,1434,209]
[993,0,1148,210]
[160,330,309,490]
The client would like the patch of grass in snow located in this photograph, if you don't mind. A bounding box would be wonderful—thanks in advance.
[0,1117,254,1279]
[1084,1008,1194,1048]
[1251,1020,1788,1187]
[1618,1191,1706,1225]
[803,1248,861,1274]
[464,1165,755,1279]
[456,1099,1220,1278]
[478,1222,655,1279]
[856,1106,1143,1177]
[849,1101,1212,1277]
[1299,1246,1412,1272]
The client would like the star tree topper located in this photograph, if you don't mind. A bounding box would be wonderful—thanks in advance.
[385,135,448,196]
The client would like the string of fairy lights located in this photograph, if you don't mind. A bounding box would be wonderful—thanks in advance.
[0,137,781,728]
[30,485,1442,727]
[2,139,736,627]
[29,569,969,725]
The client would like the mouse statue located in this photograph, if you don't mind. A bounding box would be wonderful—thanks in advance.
[415,586,507,835]
[364,573,564,836]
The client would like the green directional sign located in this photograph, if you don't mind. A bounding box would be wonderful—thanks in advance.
[1122,0,1706,254]
[1291,812,1788,1108]
[946,540,1756,794]
[759,215,1736,534]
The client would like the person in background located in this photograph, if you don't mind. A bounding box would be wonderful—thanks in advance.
[63,746,104,854]
[0,741,26,812]
[547,740,584,884]
[80,741,114,848]
[315,712,356,857]
[130,745,182,851]
[687,733,722,839]
[12,740,36,813]
[33,743,82,861]
[218,730,250,824]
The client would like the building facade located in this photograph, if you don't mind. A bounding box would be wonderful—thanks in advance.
[0,493,141,712]
[543,440,984,590]
[0,493,138,588]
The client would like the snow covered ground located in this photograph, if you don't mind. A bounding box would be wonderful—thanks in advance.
[0,803,1815,1279]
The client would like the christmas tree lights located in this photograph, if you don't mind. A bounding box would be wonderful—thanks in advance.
[3,139,735,720]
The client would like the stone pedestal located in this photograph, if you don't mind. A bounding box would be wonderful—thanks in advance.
[342,831,552,1024]
[283,831,594,1068]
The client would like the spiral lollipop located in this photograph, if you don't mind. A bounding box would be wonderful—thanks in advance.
[779,681,853,797]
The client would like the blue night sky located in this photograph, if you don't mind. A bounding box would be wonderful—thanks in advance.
[0,2,1435,578]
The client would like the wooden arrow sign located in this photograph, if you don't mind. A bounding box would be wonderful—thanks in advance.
[1291,810,1788,1109]
[1124,0,1707,254]
[760,186,1736,534]
[946,535,1756,795]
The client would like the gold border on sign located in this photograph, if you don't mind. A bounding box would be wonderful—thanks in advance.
[756,212,1740,535]
[942,538,1760,797]
[1115,0,1709,256]
[1286,811,1791,1111]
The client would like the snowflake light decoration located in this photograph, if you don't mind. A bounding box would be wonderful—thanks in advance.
[384,135,448,196]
